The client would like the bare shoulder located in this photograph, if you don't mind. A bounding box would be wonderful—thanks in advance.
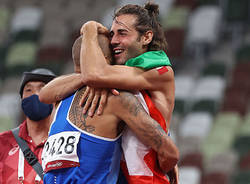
[139,65,174,91]
[166,66,175,77]
[68,87,96,132]
[153,65,174,81]
[161,66,175,87]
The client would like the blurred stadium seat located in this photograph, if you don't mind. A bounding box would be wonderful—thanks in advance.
[201,62,227,77]
[179,112,213,140]
[174,75,196,115]
[201,172,229,184]
[179,166,201,184]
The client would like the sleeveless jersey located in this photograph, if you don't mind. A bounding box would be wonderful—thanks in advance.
[121,91,170,184]
[42,92,122,184]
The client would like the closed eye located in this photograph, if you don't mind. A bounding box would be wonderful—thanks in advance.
[109,31,114,39]
[118,30,128,36]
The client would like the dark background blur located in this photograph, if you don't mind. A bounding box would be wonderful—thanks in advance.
[0,0,250,183]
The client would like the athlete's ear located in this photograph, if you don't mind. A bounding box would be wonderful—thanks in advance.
[142,30,153,46]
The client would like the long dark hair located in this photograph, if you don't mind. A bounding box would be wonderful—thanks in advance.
[114,2,167,51]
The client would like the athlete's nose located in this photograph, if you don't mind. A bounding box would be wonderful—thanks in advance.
[110,34,119,47]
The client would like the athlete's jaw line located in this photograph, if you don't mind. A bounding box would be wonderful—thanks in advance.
[112,47,126,65]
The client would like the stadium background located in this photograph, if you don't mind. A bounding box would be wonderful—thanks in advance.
[0,0,249,183]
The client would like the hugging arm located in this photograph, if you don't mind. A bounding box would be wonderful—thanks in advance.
[80,21,174,91]
[110,92,179,173]
[39,73,84,104]
[80,21,174,118]
[38,73,110,116]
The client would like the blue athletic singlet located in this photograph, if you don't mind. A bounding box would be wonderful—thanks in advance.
[42,92,122,184]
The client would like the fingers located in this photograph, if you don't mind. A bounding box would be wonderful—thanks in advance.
[97,89,108,115]
[167,169,174,184]
[80,21,95,34]
[80,21,108,35]
[83,87,95,115]
[167,165,179,184]
[96,23,109,35]
[88,90,101,117]
[80,86,109,117]
[173,165,179,184]
[111,89,120,96]
[80,86,90,113]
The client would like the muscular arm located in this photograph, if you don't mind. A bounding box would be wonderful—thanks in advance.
[80,21,174,91]
[81,22,174,125]
[39,73,84,104]
[109,92,179,172]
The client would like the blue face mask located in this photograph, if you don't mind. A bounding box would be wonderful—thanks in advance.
[21,94,53,121]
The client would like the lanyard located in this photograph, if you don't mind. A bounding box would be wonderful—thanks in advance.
[18,149,41,184]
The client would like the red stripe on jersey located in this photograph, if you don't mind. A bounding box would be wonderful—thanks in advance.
[45,160,80,173]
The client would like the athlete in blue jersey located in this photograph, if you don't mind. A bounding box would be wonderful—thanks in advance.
[40,34,179,184]
[42,88,122,184]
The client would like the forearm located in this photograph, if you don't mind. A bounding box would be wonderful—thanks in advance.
[81,39,106,78]
[130,118,179,173]
[39,73,84,104]
[116,92,178,161]
[82,59,173,92]
[80,22,108,83]
[114,92,179,172]
[129,101,178,172]
[81,34,146,89]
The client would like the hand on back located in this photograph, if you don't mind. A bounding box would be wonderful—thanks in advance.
[79,86,119,117]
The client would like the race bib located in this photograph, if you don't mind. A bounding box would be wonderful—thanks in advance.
[42,131,81,173]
